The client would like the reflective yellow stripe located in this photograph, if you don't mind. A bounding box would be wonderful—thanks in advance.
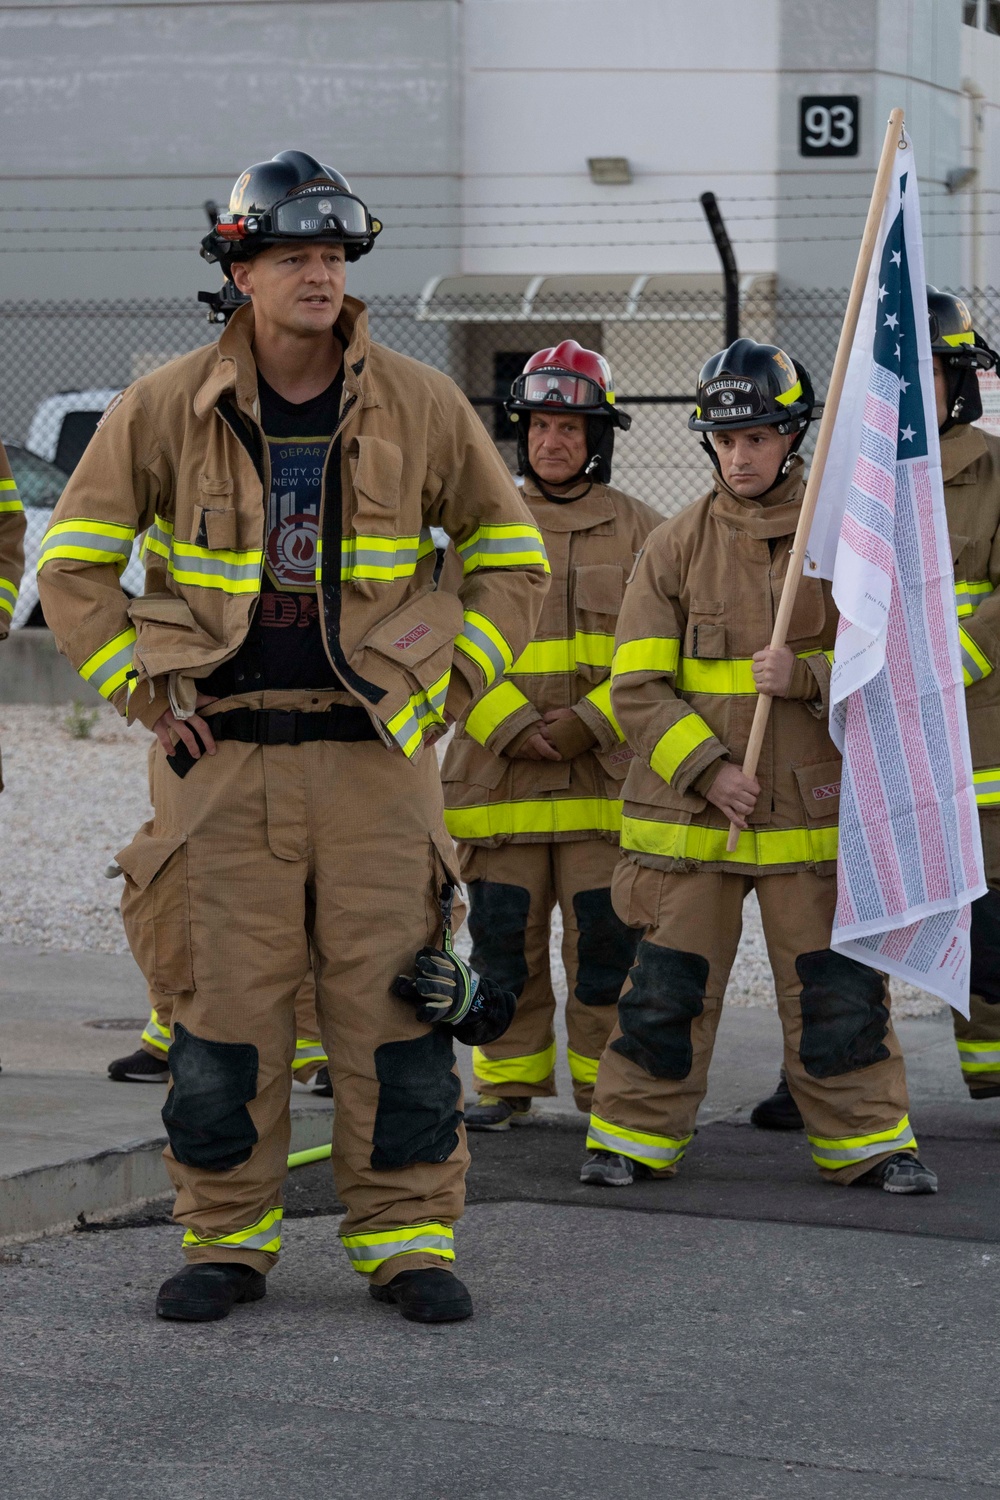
[567,1049,600,1086]
[583,677,625,742]
[340,1221,454,1274]
[512,632,616,674]
[38,518,134,574]
[0,576,18,616]
[955,578,993,619]
[145,514,261,594]
[465,680,532,747]
[292,1038,328,1071]
[445,797,622,840]
[676,649,829,696]
[140,1008,170,1055]
[455,610,515,689]
[973,767,1000,807]
[385,668,450,758]
[959,626,993,686]
[943,329,976,347]
[957,1039,1000,1072]
[473,1041,556,1086]
[586,1112,691,1169]
[79,626,136,700]
[775,378,803,407]
[457,523,549,575]
[621,817,839,866]
[612,637,681,678]
[649,713,715,782]
[808,1114,916,1171]
[183,1207,283,1255]
[0,478,23,514]
[340,531,433,582]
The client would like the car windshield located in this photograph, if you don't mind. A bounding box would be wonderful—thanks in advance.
[5,445,66,509]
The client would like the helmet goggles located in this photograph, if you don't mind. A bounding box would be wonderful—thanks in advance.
[511,367,612,414]
[214,185,379,246]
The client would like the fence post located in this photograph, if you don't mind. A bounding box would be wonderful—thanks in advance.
[700,192,740,346]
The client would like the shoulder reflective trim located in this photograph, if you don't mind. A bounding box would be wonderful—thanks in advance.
[454,610,515,689]
[0,577,18,617]
[807,1114,915,1171]
[445,796,622,840]
[457,522,550,575]
[621,816,839,867]
[583,677,625,742]
[955,578,993,619]
[38,518,135,575]
[386,668,451,758]
[974,768,1000,807]
[473,1040,557,1086]
[586,1112,691,1169]
[567,1048,600,1086]
[79,626,137,700]
[183,1206,283,1255]
[144,514,262,595]
[140,1008,170,1055]
[465,679,532,747]
[340,532,431,582]
[649,712,715,782]
[512,632,616,675]
[340,1220,455,1274]
[292,1038,329,1071]
[676,648,829,697]
[956,1038,1000,1072]
[775,378,804,407]
[612,637,680,679]
[960,626,993,686]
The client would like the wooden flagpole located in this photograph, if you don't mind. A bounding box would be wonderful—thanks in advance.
[724,106,906,853]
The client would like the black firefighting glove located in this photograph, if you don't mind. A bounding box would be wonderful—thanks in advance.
[392,885,516,1047]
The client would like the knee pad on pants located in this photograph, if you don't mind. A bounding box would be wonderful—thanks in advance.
[971,888,1000,1004]
[573,887,641,1007]
[372,1030,462,1170]
[611,940,709,1079]
[162,1024,259,1170]
[796,950,890,1078]
[467,879,531,998]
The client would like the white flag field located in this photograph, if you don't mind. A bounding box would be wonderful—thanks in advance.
[803,131,986,1013]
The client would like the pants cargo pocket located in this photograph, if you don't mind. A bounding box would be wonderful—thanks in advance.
[796,949,890,1078]
[371,1031,462,1170]
[116,822,194,994]
[162,1023,259,1170]
[611,940,709,1079]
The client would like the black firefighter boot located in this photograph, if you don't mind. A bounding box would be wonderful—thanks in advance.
[156,1263,267,1322]
[370,1268,473,1323]
[750,1071,804,1131]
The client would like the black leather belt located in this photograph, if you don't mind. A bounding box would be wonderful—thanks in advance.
[167,704,379,777]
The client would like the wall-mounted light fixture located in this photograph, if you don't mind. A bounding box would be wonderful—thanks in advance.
[587,157,632,185]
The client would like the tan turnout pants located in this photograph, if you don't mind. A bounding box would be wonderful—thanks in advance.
[459,839,636,1112]
[588,861,915,1184]
[117,691,469,1283]
[139,973,328,1084]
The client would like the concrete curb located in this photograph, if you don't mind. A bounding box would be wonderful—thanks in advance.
[0,1104,333,1247]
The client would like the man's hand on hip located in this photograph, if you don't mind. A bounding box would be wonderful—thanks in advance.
[152,694,220,760]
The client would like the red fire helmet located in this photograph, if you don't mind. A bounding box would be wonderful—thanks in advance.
[506,340,628,428]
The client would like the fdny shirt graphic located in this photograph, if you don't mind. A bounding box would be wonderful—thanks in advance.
[264,435,327,593]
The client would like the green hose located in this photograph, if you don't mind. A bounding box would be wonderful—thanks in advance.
[287,1143,332,1169]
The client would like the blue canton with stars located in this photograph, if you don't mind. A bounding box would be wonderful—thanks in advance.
[873,173,928,459]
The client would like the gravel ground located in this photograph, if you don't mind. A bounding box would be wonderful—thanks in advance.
[0,704,942,1014]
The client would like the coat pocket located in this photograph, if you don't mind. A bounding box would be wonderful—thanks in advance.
[574,564,624,683]
[127,593,224,680]
[191,476,238,550]
[684,597,726,660]
[346,436,407,599]
[793,759,842,825]
[440,733,508,791]
[357,589,465,750]
[116,823,193,993]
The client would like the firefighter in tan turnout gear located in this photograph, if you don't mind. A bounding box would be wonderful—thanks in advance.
[579,339,937,1194]
[37,150,547,1325]
[442,344,659,1127]
[753,291,1000,1131]
[0,439,26,766]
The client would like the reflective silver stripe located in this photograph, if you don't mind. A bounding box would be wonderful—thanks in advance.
[350,542,419,568]
[961,641,989,683]
[85,637,134,694]
[808,1123,916,1163]
[457,617,509,681]
[341,1230,453,1264]
[164,547,260,585]
[0,578,17,609]
[292,1041,327,1068]
[956,1043,1000,1068]
[459,532,537,560]
[238,1222,283,1250]
[586,1120,686,1164]
[39,526,133,567]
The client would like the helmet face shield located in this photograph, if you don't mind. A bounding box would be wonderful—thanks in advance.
[513,368,610,413]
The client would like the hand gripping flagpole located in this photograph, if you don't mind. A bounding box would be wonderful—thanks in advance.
[724,106,907,852]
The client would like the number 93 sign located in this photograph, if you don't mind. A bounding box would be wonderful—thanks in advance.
[799,95,860,157]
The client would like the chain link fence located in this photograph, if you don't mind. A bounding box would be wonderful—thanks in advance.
[3,286,1000,528]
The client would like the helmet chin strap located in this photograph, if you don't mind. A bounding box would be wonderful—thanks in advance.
[703,434,798,497]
